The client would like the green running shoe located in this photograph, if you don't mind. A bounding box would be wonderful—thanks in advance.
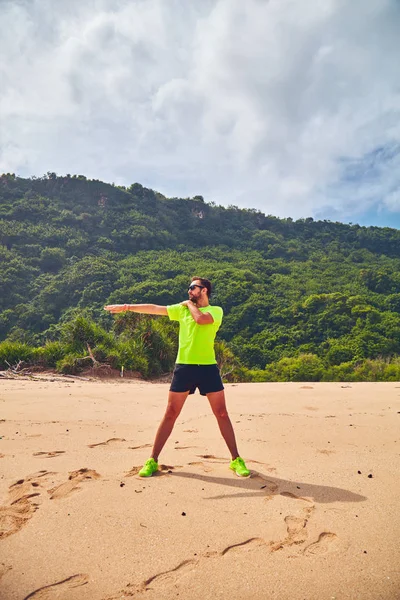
[139,458,158,477]
[230,456,250,477]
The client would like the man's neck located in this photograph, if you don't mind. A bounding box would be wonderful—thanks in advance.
[195,298,209,308]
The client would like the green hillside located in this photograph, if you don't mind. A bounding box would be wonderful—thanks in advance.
[1,172,400,380]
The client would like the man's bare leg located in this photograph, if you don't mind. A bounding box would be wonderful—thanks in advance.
[151,391,190,462]
[207,390,239,459]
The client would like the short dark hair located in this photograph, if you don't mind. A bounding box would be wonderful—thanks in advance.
[191,276,212,297]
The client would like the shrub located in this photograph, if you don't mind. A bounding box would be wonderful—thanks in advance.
[325,344,354,366]
[215,340,248,382]
[112,341,149,375]
[32,341,66,367]
[244,368,268,382]
[61,316,114,353]
[56,352,90,374]
[352,358,400,382]
[323,361,357,382]
[383,360,400,381]
[0,341,34,369]
[264,353,325,382]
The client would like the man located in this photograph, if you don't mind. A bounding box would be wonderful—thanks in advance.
[104,277,250,478]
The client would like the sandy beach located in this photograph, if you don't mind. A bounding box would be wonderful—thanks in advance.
[0,379,399,600]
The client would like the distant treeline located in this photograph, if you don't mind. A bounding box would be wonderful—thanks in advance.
[1,172,400,381]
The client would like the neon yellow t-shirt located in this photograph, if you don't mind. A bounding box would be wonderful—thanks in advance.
[167,304,223,365]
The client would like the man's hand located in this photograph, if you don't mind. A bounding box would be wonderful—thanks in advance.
[180,300,194,307]
[104,304,128,313]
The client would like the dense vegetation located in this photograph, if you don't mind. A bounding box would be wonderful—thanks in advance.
[1,172,400,381]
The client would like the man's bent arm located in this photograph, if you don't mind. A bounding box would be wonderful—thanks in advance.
[104,304,168,316]
[182,301,214,324]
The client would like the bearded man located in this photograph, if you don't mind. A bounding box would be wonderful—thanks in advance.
[104,277,250,478]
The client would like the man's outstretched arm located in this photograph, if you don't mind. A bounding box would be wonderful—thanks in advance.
[104,304,168,316]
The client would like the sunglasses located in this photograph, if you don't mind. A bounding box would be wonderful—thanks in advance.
[188,284,205,291]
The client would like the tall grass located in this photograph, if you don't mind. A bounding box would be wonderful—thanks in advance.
[1,320,399,381]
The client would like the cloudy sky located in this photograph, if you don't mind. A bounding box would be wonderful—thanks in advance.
[1,0,400,227]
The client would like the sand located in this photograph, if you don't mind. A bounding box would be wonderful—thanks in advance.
[0,378,399,600]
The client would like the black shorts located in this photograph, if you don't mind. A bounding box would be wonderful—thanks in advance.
[170,364,224,396]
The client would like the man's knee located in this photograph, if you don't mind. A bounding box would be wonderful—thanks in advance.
[213,406,229,420]
[164,404,182,421]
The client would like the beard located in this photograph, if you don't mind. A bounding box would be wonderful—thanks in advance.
[189,295,198,304]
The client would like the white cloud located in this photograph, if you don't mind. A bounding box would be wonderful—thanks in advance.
[0,0,399,220]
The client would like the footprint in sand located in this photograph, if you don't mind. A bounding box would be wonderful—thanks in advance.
[142,539,265,592]
[88,438,126,448]
[119,525,318,598]
[221,538,265,555]
[0,562,12,581]
[251,474,279,494]
[48,469,101,500]
[33,451,65,459]
[143,560,196,591]
[128,443,152,450]
[247,459,276,473]
[284,515,309,544]
[0,471,53,539]
[188,461,213,473]
[106,506,321,600]
[271,505,315,551]
[23,574,89,599]
[303,532,338,556]
[271,515,307,551]
[125,466,141,477]
[196,454,227,463]
[112,540,265,600]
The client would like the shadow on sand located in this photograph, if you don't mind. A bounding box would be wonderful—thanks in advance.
[166,470,367,503]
